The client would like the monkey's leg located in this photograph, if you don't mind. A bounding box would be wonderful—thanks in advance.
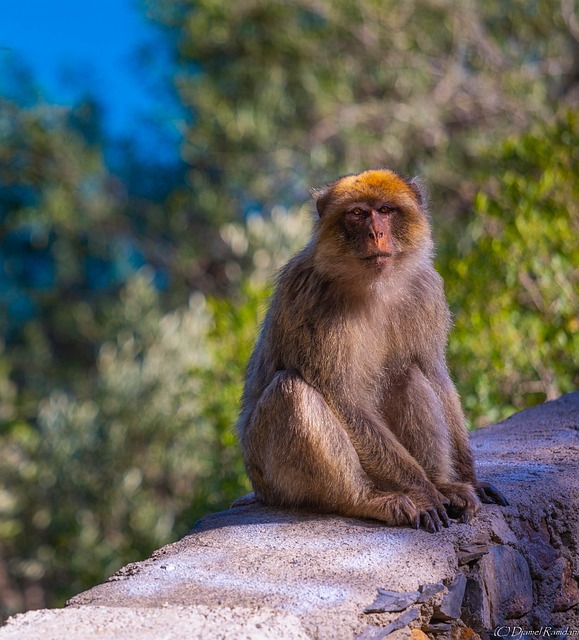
[384,364,480,521]
[243,370,445,531]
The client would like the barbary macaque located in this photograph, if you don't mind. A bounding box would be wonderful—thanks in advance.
[236,169,508,532]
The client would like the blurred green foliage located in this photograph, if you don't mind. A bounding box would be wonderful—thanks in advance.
[0,98,119,402]
[442,111,578,425]
[150,0,578,221]
[1,0,578,621]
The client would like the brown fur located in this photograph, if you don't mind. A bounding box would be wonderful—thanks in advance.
[236,169,508,532]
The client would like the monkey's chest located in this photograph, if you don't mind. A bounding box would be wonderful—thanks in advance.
[291,313,392,389]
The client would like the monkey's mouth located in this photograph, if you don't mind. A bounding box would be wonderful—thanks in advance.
[362,253,392,265]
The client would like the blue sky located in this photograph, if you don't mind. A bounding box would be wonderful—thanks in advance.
[0,0,176,146]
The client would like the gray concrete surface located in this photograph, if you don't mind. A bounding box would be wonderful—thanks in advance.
[0,605,310,640]
[1,392,578,639]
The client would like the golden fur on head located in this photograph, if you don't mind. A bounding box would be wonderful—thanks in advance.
[314,169,424,218]
[311,169,431,284]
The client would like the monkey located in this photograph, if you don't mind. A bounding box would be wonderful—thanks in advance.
[235,169,508,533]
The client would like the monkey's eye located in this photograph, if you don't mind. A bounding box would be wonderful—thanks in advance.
[378,205,393,214]
[352,207,363,215]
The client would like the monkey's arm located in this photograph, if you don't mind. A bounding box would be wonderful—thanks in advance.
[332,399,451,528]
[421,360,509,506]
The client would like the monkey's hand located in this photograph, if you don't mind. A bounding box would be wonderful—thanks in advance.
[408,489,452,533]
[436,482,480,523]
[476,482,509,506]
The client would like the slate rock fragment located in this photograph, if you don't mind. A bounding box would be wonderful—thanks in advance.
[457,544,489,565]
[364,589,420,614]
[433,573,467,620]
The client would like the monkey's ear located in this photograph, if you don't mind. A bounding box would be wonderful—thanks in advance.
[408,177,427,207]
[311,180,338,218]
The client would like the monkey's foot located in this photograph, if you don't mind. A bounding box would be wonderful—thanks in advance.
[437,482,480,523]
[364,492,417,527]
[230,492,260,508]
[408,491,452,533]
[363,492,448,533]
[476,481,509,506]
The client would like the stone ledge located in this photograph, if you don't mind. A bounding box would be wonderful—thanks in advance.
[1,392,578,640]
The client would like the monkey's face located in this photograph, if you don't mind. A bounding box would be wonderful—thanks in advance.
[341,201,400,266]
[314,170,432,276]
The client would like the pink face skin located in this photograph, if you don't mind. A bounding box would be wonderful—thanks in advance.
[342,201,399,266]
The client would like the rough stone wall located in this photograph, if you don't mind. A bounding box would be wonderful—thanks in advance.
[0,392,578,640]
[463,392,579,637]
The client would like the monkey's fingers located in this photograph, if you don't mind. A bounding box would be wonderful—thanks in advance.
[476,482,509,506]
[420,511,438,533]
[430,506,450,530]
[420,508,448,533]
[435,489,451,507]
[437,505,451,528]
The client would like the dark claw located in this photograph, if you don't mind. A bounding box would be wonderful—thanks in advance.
[438,506,451,528]
[428,508,442,532]
[459,509,473,524]
[477,482,509,506]
[420,512,435,533]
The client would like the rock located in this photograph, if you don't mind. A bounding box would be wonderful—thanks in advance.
[0,605,311,640]
[417,582,445,603]
[358,628,414,640]
[357,609,420,640]
[363,582,444,615]
[423,622,452,634]
[514,520,558,571]
[411,629,430,640]
[462,571,492,632]
[457,544,489,566]
[486,517,518,546]
[357,625,391,640]
[553,558,579,612]
[382,609,420,637]
[451,628,482,640]
[483,545,533,622]
[65,508,457,640]
[364,589,421,614]
[462,545,534,631]
[433,573,467,620]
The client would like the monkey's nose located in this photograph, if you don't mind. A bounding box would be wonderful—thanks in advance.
[368,230,384,240]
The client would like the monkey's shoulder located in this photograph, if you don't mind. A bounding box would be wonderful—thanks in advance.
[399,260,447,302]
[273,253,334,313]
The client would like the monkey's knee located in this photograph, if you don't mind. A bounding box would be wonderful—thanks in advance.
[254,370,316,430]
[405,363,432,390]
[264,369,306,405]
[245,370,326,494]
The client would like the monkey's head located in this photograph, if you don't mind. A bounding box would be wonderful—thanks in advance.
[312,169,432,280]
